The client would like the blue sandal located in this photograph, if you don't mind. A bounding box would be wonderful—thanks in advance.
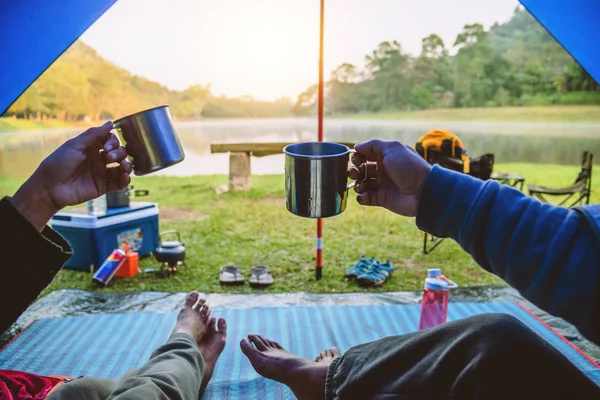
[345,255,373,279]
[357,261,391,287]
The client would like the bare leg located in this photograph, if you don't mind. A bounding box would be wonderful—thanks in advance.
[50,291,215,400]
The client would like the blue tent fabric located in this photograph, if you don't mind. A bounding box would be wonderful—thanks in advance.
[0,0,117,115]
[1,302,599,399]
[520,0,600,85]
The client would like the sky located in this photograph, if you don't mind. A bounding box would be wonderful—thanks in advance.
[81,0,521,101]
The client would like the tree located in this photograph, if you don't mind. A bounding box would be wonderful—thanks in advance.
[421,34,447,59]
[409,86,435,109]
[454,23,487,49]
[331,63,358,83]
[293,85,318,116]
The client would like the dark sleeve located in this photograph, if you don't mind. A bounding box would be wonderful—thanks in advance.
[416,166,600,344]
[0,197,72,334]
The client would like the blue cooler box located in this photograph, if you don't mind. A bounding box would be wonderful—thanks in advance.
[51,202,159,271]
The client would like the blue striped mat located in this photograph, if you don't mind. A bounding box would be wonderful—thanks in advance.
[1,302,599,398]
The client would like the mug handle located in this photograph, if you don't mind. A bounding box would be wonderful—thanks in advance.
[347,148,367,190]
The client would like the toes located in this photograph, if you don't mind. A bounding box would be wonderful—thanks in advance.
[217,318,227,336]
[184,291,199,307]
[240,337,260,360]
[248,334,268,351]
[201,304,211,322]
[261,335,281,349]
[208,317,216,332]
[332,346,341,358]
[195,298,206,311]
[261,335,283,350]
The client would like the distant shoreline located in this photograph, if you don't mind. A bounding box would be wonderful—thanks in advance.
[341,105,600,123]
[3,105,600,132]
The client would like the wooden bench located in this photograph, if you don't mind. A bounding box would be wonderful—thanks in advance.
[210,142,357,191]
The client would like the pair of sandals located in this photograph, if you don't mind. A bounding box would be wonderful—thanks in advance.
[219,265,274,287]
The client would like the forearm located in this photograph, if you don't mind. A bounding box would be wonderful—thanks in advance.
[10,176,59,232]
[417,166,600,343]
[0,197,71,334]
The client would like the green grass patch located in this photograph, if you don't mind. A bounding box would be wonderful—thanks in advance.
[1,161,596,297]
[0,118,77,132]
[343,105,600,123]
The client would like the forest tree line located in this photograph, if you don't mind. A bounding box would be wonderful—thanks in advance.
[3,41,293,121]
[295,7,600,116]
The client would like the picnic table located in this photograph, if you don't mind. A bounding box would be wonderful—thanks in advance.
[210,142,357,191]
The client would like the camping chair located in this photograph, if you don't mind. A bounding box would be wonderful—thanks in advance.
[416,131,496,254]
[418,153,495,254]
[415,130,480,254]
[469,153,495,180]
[415,130,467,254]
[528,151,593,208]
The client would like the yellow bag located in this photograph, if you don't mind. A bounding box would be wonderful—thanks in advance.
[414,129,470,174]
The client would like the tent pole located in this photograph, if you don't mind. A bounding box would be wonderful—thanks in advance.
[316,0,325,280]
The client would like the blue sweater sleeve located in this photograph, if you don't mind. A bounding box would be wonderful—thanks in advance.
[416,165,600,344]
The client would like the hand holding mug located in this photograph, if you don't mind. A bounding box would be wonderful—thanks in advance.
[11,121,132,231]
[349,140,431,217]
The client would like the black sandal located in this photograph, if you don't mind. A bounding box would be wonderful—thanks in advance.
[249,266,273,288]
[219,265,245,285]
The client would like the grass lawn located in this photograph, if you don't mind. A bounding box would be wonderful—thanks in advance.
[0,162,596,296]
[345,105,600,123]
[0,118,76,132]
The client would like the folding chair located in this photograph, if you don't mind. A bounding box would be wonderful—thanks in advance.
[418,150,464,254]
[419,153,495,254]
[528,151,593,208]
[469,153,495,180]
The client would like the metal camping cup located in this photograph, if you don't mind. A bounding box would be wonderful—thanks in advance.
[284,142,359,218]
[113,105,185,176]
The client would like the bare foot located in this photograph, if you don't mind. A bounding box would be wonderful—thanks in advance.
[199,317,227,397]
[315,347,340,365]
[171,291,212,345]
[240,334,328,400]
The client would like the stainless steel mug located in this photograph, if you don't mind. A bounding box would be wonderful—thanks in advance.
[284,142,357,218]
[114,105,185,176]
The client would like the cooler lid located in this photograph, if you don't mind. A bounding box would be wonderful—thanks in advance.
[51,202,158,229]
[97,202,157,219]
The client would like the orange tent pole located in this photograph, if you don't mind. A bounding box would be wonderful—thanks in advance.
[316,0,325,280]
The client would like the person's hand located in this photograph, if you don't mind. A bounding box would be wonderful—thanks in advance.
[10,121,132,231]
[348,140,431,217]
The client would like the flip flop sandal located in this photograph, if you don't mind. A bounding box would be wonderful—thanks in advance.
[249,266,274,288]
[220,265,245,285]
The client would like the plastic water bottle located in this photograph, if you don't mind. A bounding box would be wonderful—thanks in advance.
[87,195,107,215]
[418,268,458,330]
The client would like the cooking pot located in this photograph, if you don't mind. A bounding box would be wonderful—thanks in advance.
[114,105,185,176]
[283,142,357,218]
[106,186,149,208]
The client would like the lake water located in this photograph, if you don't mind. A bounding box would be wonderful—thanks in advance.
[1,118,600,179]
